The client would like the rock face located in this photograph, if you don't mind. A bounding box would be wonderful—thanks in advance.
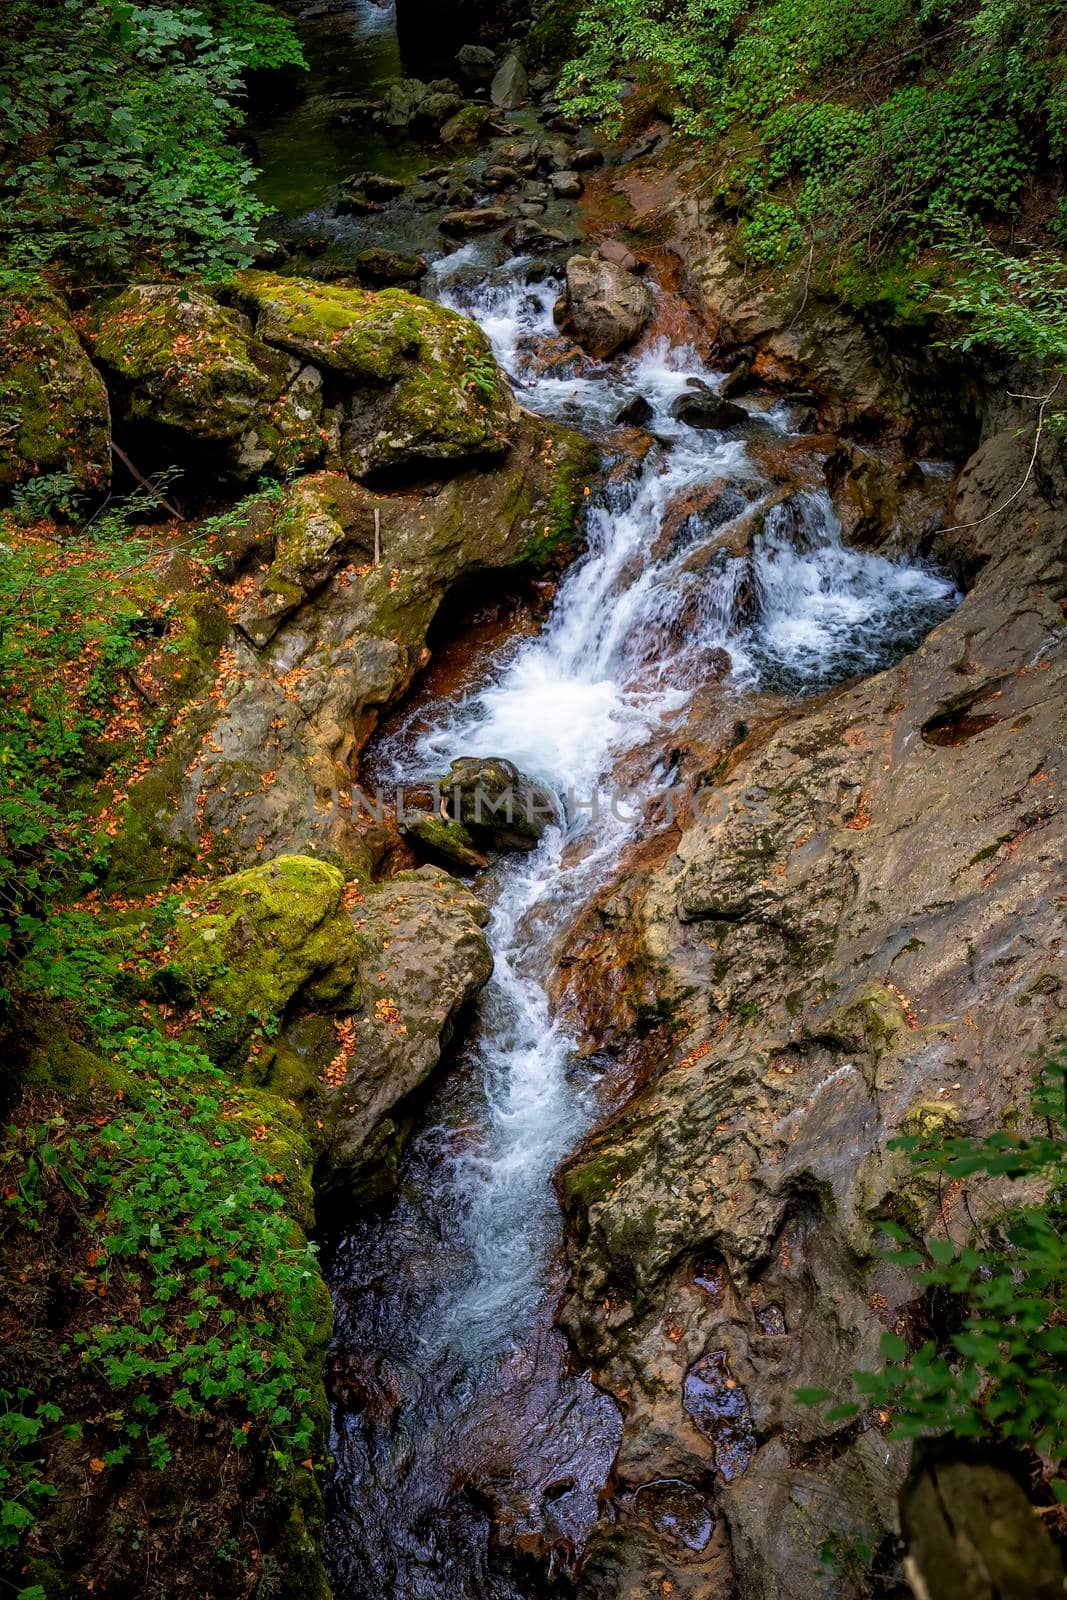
[561,254,654,359]
[491,52,530,109]
[556,426,1067,1598]
[108,417,596,880]
[166,853,492,1197]
[0,289,111,496]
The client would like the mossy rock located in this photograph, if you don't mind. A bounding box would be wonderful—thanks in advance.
[88,285,323,479]
[231,272,518,476]
[166,856,364,1059]
[0,289,111,496]
[439,103,493,145]
[403,810,487,872]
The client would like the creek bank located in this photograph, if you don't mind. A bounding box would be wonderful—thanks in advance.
[0,245,596,1597]
[552,432,1065,1600]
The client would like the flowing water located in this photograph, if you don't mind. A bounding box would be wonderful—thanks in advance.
[322,248,959,1594]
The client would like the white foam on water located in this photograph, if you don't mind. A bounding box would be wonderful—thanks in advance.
[377,254,958,1356]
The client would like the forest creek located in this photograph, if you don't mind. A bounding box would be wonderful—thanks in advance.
[0,2,1064,1599]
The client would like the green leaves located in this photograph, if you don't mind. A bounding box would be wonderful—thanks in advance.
[0,0,302,281]
[560,0,1066,265]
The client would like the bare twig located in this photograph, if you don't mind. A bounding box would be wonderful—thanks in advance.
[949,375,1063,534]
[111,441,183,521]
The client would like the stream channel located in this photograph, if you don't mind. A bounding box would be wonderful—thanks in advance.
[252,7,960,1593]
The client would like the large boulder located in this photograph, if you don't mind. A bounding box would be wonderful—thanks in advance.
[491,52,530,109]
[162,854,492,1197]
[455,43,496,87]
[88,285,324,481]
[0,289,111,497]
[561,254,654,359]
[230,273,518,476]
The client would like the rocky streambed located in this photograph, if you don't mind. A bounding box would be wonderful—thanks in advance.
[235,9,1064,1598]
[3,3,1062,1596]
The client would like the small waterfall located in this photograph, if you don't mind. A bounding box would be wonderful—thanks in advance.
[325,248,960,1597]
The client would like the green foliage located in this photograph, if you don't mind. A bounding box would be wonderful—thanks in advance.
[0,1394,80,1552]
[0,486,329,1564]
[562,0,1066,267]
[800,1049,1067,1462]
[1,932,324,1559]
[0,0,303,284]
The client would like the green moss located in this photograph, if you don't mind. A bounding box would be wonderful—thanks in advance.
[168,857,363,1066]
[90,285,289,439]
[439,103,492,145]
[231,273,516,473]
[0,289,111,495]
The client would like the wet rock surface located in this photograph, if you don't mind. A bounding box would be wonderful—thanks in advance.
[556,425,1066,1598]
[560,254,654,358]
[108,416,594,878]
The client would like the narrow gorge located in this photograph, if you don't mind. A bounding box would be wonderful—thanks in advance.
[0,2,1063,1599]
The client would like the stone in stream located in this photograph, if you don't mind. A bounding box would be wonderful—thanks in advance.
[504,220,574,253]
[346,171,407,201]
[550,169,583,198]
[560,254,654,359]
[440,207,510,235]
[353,248,426,288]
[440,104,492,145]
[161,854,493,1197]
[537,137,574,172]
[490,52,530,109]
[442,756,560,850]
[517,202,547,218]
[455,42,497,88]
[719,344,756,397]
[572,146,605,170]
[669,385,749,429]
[403,811,488,874]
[482,163,521,188]
[615,393,654,427]
[598,238,642,273]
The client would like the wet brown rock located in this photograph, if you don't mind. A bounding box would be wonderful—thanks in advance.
[557,426,1067,1597]
[561,254,654,359]
[107,418,596,878]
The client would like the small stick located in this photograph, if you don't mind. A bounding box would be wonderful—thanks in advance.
[373,505,381,566]
[111,440,183,521]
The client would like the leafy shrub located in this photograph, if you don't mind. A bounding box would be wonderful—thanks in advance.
[561,0,1065,261]
[0,1,303,283]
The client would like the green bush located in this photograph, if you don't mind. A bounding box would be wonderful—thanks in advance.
[0,0,304,284]
[561,0,1065,260]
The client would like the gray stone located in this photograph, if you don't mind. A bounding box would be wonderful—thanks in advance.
[490,52,529,110]
[550,170,583,198]
[561,253,654,359]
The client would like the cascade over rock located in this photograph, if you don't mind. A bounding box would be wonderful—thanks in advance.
[555,424,1066,1598]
